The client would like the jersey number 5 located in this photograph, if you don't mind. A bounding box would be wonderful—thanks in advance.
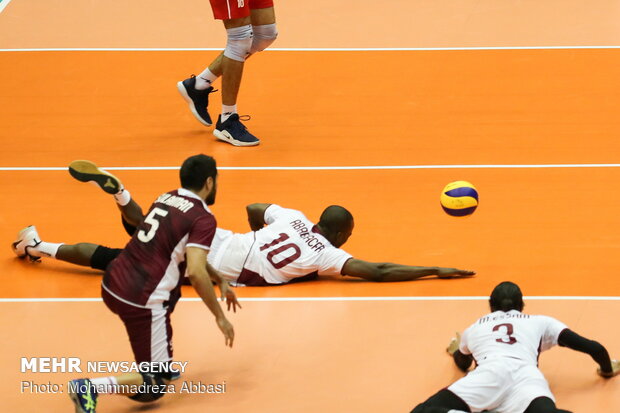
[259,233,302,269]
[138,207,169,243]
[493,323,517,345]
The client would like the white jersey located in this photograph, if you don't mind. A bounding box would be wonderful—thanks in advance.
[459,310,568,366]
[207,205,353,286]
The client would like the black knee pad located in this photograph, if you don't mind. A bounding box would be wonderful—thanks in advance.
[128,373,167,403]
[524,396,572,413]
[411,389,471,413]
[90,246,123,271]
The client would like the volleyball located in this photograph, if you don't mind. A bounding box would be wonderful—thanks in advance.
[440,181,479,217]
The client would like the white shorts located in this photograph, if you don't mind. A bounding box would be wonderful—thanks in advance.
[448,359,554,413]
[207,229,252,284]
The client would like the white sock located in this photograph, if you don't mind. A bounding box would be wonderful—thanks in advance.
[221,104,237,122]
[29,242,63,258]
[90,376,119,395]
[113,189,131,207]
[195,68,218,90]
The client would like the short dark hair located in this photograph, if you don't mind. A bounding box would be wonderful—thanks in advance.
[179,154,217,190]
[318,205,353,233]
[489,281,524,312]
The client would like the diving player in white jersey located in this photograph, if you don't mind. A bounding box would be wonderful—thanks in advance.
[410,281,620,413]
[12,161,475,285]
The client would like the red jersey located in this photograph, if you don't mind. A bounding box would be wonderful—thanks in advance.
[103,188,216,308]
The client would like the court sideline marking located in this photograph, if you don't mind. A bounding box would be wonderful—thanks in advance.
[1,46,620,52]
[2,164,620,172]
[0,0,14,14]
[1,296,619,303]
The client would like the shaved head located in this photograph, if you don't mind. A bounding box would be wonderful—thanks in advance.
[317,206,354,248]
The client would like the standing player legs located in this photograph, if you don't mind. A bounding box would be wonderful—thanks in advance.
[69,290,175,412]
[197,6,276,81]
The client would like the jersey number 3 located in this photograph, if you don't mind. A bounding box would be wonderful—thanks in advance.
[493,323,517,345]
[138,208,169,243]
[259,233,302,269]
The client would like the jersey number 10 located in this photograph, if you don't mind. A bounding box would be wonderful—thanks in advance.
[259,233,302,269]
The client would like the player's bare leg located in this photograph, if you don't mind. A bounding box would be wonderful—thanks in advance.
[11,225,113,270]
[203,7,277,77]
[55,243,99,266]
[181,8,277,146]
[209,16,260,146]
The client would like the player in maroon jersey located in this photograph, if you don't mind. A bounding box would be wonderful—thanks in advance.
[64,155,240,413]
[14,161,474,286]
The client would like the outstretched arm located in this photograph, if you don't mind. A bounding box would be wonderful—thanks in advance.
[558,329,619,378]
[340,258,475,282]
[446,332,474,372]
[246,203,272,231]
[187,247,234,347]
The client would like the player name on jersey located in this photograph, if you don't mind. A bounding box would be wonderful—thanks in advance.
[477,312,531,325]
[290,219,326,252]
[155,193,195,213]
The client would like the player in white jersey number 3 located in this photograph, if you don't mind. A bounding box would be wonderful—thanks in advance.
[410,281,619,413]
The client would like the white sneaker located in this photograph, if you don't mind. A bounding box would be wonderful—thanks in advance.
[12,225,42,261]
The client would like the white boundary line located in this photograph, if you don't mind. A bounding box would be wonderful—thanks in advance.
[1,46,620,52]
[1,296,619,303]
[0,0,13,14]
[2,164,620,172]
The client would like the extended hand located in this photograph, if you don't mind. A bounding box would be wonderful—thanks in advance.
[437,268,476,279]
[446,332,461,355]
[598,359,620,378]
[220,282,242,313]
[217,316,235,348]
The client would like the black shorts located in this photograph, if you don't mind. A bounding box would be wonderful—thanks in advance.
[91,246,123,271]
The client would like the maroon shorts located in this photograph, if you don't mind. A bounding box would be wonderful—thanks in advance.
[102,286,173,364]
[209,0,274,20]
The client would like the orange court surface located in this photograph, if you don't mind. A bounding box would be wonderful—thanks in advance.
[1,0,619,412]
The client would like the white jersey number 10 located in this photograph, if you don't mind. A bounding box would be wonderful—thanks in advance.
[259,233,302,269]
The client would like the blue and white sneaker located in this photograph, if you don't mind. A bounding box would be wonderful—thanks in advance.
[213,114,260,147]
[177,75,217,126]
[68,379,98,413]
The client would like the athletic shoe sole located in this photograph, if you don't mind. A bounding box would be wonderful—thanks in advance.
[213,129,260,147]
[68,160,122,194]
[68,391,88,413]
[177,81,212,127]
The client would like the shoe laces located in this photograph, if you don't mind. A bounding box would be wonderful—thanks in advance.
[24,238,42,263]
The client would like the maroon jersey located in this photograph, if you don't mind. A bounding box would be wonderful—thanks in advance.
[103,188,216,308]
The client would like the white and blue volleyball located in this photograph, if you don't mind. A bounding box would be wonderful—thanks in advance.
[440,181,479,217]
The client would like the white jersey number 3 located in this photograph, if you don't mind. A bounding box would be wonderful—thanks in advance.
[493,323,517,345]
[138,208,169,243]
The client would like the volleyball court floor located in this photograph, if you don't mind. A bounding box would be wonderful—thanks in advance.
[1,0,619,411]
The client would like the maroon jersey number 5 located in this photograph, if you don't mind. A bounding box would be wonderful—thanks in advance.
[138,208,169,243]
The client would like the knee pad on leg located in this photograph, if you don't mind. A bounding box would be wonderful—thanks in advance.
[128,373,167,403]
[249,23,278,54]
[224,24,253,62]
